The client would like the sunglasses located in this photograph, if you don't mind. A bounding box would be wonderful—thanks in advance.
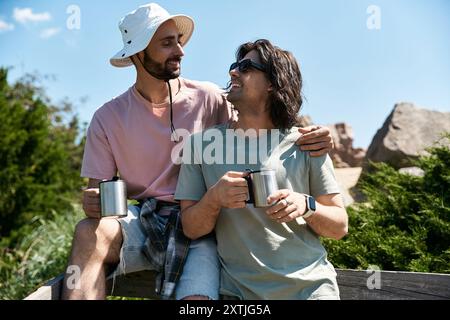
[229,59,267,73]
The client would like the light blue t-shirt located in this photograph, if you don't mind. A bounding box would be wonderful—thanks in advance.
[175,124,341,299]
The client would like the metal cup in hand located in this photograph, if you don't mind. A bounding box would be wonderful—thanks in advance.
[244,169,279,208]
[99,176,128,217]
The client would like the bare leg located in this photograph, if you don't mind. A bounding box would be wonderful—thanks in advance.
[61,218,122,300]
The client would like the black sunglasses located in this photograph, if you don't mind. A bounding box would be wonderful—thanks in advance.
[229,59,267,73]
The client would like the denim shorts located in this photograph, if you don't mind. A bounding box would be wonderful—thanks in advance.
[110,205,220,300]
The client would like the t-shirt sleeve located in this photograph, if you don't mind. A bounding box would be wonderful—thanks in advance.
[308,154,341,197]
[174,134,208,201]
[80,112,117,179]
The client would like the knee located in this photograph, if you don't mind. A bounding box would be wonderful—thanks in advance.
[73,218,100,247]
[73,219,121,252]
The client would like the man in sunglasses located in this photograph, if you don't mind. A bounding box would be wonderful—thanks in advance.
[62,3,334,300]
[229,59,267,73]
[175,39,348,299]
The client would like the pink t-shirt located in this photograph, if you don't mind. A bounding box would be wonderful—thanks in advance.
[81,78,232,202]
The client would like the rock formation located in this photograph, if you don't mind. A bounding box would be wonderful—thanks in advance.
[329,123,366,168]
[296,116,366,168]
[365,103,450,169]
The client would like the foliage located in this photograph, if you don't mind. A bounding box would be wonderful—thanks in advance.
[0,67,85,240]
[0,205,84,299]
[323,133,450,273]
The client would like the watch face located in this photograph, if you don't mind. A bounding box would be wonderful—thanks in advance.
[308,196,316,211]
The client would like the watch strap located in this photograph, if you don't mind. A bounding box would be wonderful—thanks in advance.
[303,195,316,219]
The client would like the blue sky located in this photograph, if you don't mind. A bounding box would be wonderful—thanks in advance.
[1,0,449,148]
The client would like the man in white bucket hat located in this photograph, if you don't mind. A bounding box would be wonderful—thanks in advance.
[109,3,194,68]
[62,3,334,300]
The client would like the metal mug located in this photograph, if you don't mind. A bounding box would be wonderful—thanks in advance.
[244,169,279,208]
[99,176,128,217]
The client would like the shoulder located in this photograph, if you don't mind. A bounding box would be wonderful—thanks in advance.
[284,126,301,142]
[93,88,131,117]
[90,87,136,127]
[279,126,303,152]
[280,127,316,163]
[285,126,333,164]
[181,78,226,100]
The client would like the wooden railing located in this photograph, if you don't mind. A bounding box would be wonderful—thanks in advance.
[24,269,450,300]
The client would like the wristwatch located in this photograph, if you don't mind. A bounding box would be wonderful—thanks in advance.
[303,195,316,219]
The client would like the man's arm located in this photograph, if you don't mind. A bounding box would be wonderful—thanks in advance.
[180,197,219,240]
[266,190,348,240]
[180,171,248,240]
[296,125,334,157]
[82,178,102,219]
[304,193,348,240]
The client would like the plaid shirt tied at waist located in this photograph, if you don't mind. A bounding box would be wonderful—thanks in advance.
[139,198,191,299]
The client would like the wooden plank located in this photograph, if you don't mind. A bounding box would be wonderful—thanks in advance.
[23,274,64,300]
[23,271,159,300]
[336,269,450,300]
[24,269,450,300]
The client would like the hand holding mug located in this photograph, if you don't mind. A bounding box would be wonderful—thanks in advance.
[266,190,307,223]
[82,188,101,218]
[210,171,249,209]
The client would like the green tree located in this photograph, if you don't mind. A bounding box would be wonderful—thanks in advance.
[0,68,84,241]
[323,134,450,273]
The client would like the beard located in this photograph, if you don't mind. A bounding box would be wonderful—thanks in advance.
[141,52,182,81]
[226,87,241,104]
[226,93,242,114]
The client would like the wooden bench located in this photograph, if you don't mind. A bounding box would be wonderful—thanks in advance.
[24,269,450,300]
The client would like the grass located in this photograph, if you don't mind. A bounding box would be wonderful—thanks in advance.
[0,204,84,299]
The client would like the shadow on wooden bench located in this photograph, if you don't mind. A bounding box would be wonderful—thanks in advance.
[24,269,450,300]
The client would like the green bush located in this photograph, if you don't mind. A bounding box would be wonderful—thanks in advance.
[0,68,84,239]
[323,133,450,273]
[0,67,86,299]
[0,205,84,299]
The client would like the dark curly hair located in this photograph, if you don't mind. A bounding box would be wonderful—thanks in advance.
[231,39,303,130]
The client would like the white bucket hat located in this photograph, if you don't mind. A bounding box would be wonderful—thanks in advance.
[110,3,194,68]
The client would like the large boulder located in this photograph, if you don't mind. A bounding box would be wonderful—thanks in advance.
[365,103,450,169]
[329,123,366,168]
